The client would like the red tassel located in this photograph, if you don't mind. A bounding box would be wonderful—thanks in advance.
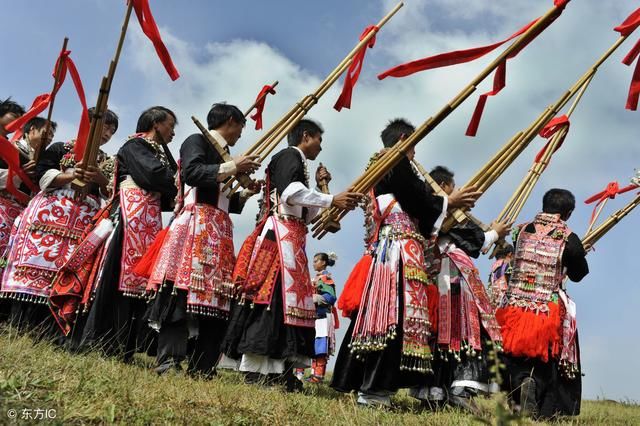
[132,227,169,278]
[337,254,373,318]
[496,302,561,362]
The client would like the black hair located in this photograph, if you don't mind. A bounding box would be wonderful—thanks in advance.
[380,118,415,148]
[135,106,175,133]
[0,97,26,117]
[206,103,246,130]
[494,243,514,260]
[287,119,323,146]
[430,165,455,187]
[542,188,575,217]
[88,107,120,132]
[23,117,57,135]
[315,252,335,267]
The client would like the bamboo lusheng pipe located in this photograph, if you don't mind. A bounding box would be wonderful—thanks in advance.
[316,162,341,233]
[412,159,468,225]
[497,74,593,224]
[412,159,490,232]
[36,37,69,165]
[72,1,134,194]
[311,1,572,239]
[244,81,279,117]
[483,75,595,257]
[191,116,256,189]
[582,192,640,248]
[222,2,404,196]
[437,32,632,233]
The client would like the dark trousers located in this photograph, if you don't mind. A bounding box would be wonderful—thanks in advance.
[156,315,227,377]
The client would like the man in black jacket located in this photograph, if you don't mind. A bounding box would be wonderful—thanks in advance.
[147,103,260,377]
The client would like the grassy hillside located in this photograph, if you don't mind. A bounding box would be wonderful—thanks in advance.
[0,328,638,425]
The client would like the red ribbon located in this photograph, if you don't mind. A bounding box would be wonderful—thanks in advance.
[378,0,569,136]
[534,114,570,163]
[6,94,52,142]
[334,25,378,111]
[615,8,640,110]
[53,51,90,163]
[250,84,277,130]
[130,0,180,81]
[584,180,639,223]
[5,49,89,163]
[0,135,38,203]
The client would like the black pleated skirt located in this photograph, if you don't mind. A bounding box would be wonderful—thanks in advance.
[222,278,314,360]
[330,279,432,395]
[80,219,154,359]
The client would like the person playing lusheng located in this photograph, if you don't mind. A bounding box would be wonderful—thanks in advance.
[77,106,178,361]
[1,116,56,269]
[145,103,261,378]
[220,119,360,392]
[0,108,117,336]
[496,188,588,419]
[413,165,509,410]
[487,242,514,307]
[295,251,340,384]
[330,120,479,407]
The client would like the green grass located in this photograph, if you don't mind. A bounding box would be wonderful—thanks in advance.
[0,328,638,425]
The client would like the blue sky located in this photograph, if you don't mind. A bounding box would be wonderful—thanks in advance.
[2,0,639,401]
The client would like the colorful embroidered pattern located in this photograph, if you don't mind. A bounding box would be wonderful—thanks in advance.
[173,204,236,317]
[507,213,569,312]
[350,197,433,373]
[118,181,163,297]
[0,194,24,267]
[271,216,316,327]
[0,189,99,302]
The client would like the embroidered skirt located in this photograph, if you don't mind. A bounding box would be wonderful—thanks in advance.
[0,189,100,303]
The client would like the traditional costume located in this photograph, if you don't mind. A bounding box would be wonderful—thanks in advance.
[296,269,339,383]
[146,130,245,377]
[0,138,36,322]
[496,212,588,417]
[0,141,112,335]
[488,256,511,307]
[0,139,34,266]
[77,135,176,360]
[330,157,445,406]
[221,146,332,385]
[422,223,503,406]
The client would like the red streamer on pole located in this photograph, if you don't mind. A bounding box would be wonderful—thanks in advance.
[334,25,378,111]
[6,49,88,159]
[51,51,90,163]
[584,180,639,223]
[130,0,180,81]
[614,8,640,110]
[250,84,277,130]
[377,0,569,136]
[0,135,38,203]
[534,114,570,163]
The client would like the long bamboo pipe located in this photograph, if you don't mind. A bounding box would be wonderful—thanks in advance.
[437,32,632,233]
[72,1,134,194]
[582,192,640,248]
[312,1,571,239]
[223,2,404,196]
[483,74,595,257]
